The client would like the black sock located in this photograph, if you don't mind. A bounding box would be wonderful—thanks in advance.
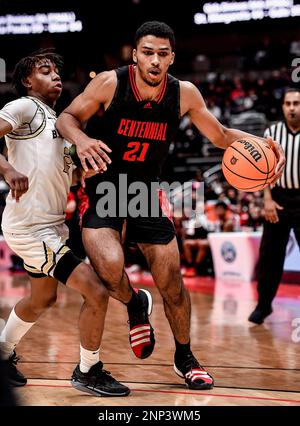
[257,303,272,313]
[174,338,191,363]
[126,289,142,313]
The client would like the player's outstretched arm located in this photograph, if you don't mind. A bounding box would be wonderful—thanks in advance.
[56,71,116,172]
[0,118,29,201]
[180,81,285,179]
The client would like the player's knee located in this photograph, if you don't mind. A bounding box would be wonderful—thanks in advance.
[68,264,109,303]
[101,274,124,292]
[96,256,124,291]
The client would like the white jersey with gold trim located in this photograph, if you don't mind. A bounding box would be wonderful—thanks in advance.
[0,96,73,234]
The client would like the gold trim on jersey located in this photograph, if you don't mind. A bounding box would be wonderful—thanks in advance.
[7,97,47,140]
[41,242,56,275]
[24,244,70,278]
[23,263,41,274]
[27,96,57,119]
[57,245,71,256]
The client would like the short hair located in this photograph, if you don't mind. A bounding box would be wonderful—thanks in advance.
[12,49,63,96]
[135,21,175,51]
[282,87,300,103]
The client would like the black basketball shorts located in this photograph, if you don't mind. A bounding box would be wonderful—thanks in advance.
[82,206,176,245]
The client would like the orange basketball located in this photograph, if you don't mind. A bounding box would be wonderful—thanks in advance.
[222,137,277,192]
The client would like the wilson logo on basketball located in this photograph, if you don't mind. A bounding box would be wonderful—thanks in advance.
[222,136,277,192]
[230,156,238,165]
[238,140,262,162]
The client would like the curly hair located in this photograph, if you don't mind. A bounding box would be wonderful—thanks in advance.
[12,49,63,96]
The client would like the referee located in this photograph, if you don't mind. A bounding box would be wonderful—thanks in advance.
[249,88,300,324]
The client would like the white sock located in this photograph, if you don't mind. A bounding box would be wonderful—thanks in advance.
[79,344,100,373]
[0,308,35,360]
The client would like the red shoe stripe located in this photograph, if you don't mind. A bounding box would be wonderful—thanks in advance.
[186,369,213,383]
[131,331,151,341]
[191,374,212,383]
[189,368,206,373]
[131,337,151,348]
[129,325,150,335]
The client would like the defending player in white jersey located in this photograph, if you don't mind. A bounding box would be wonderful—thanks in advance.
[1,95,73,235]
[0,50,129,397]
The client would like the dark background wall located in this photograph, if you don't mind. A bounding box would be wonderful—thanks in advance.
[1,0,300,77]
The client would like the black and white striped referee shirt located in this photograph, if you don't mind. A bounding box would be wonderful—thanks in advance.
[265,122,300,189]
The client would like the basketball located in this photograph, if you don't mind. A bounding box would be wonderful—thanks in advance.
[222,137,277,192]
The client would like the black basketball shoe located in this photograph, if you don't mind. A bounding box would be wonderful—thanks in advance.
[128,288,155,359]
[174,352,214,390]
[71,361,130,397]
[248,305,273,325]
[5,351,27,387]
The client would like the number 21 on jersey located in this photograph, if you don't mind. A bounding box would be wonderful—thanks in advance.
[123,141,150,162]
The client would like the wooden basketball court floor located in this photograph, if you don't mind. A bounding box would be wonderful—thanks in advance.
[1,269,300,406]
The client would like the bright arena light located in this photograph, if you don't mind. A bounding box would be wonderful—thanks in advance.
[0,12,83,35]
[194,0,300,25]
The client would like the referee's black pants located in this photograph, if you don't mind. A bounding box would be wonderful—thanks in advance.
[257,187,300,310]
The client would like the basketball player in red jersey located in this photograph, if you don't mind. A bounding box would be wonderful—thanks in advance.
[56,21,285,389]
